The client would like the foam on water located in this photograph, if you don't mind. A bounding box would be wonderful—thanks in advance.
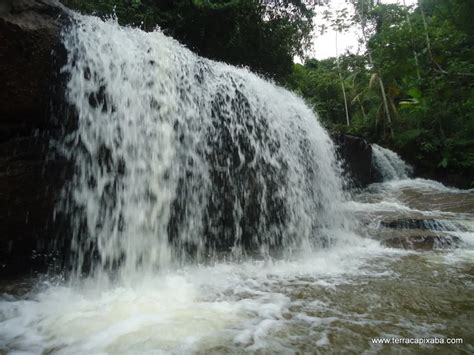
[2,238,472,353]
[371,177,474,193]
[0,239,402,354]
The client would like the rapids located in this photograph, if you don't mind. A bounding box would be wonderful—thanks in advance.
[0,14,473,354]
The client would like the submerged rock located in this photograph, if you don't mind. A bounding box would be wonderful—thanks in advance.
[380,218,467,232]
[383,234,461,250]
[375,217,464,250]
[0,0,70,277]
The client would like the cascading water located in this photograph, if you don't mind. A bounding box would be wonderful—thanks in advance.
[372,144,413,181]
[60,14,351,281]
[359,144,472,252]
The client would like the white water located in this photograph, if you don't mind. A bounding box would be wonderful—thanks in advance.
[372,144,413,181]
[1,13,474,355]
[1,240,400,354]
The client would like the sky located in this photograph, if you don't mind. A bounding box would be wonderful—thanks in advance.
[311,0,417,59]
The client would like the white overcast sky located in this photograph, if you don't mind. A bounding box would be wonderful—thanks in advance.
[311,0,417,59]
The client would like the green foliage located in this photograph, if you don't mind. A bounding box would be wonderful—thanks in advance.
[286,0,474,185]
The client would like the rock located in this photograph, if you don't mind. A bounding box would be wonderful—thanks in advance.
[380,218,467,232]
[383,234,461,250]
[0,0,68,131]
[332,133,376,188]
[0,0,70,278]
[357,210,468,250]
[372,216,465,250]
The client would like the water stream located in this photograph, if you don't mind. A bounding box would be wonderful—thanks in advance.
[0,14,473,354]
[372,143,413,181]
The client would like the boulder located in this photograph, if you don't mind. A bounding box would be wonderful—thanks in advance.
[372,216,465,250]
[332,133,376,188]
[0,0,70,278]
[383,234,461,250]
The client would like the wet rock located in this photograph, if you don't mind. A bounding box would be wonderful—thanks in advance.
[374,217,464,250]
[383,234,461,250]
[0,0,71,277]
[380,218,467,232]
[332,133,376,188]
[0,0,68,133]
[169,83,288,254]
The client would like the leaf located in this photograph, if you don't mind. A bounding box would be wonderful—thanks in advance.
[399,99,419,109]
[438,157,448,168]
[407,87,422,100]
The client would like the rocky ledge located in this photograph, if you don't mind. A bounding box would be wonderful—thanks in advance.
[375,217,464,250]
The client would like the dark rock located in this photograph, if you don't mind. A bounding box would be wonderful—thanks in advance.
[332,133,376,188]
[383,234,461,250]
[0,0,71,278]
[373,216,466,250]
[380,218,467,232]
[0,0,68,133]
[359,210,469,250]
[416,168,474,190]
[396,144,473,189]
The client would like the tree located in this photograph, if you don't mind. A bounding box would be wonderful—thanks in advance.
[288,0,474,186]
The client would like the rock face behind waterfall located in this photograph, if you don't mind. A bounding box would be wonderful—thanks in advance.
[332,134,377,188]
[0,0,69,277]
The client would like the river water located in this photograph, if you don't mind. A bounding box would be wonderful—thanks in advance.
[0,14,473,354]
[1,182,473,353]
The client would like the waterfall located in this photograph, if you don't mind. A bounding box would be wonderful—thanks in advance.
[60,14,351,280]
[372,144,412,181]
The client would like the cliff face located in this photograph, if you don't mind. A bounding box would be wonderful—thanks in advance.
[0,0,70,277]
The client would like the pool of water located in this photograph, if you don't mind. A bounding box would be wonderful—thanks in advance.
[1,179,473,354]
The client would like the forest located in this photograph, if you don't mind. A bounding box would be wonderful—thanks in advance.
[63,0,474,187]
